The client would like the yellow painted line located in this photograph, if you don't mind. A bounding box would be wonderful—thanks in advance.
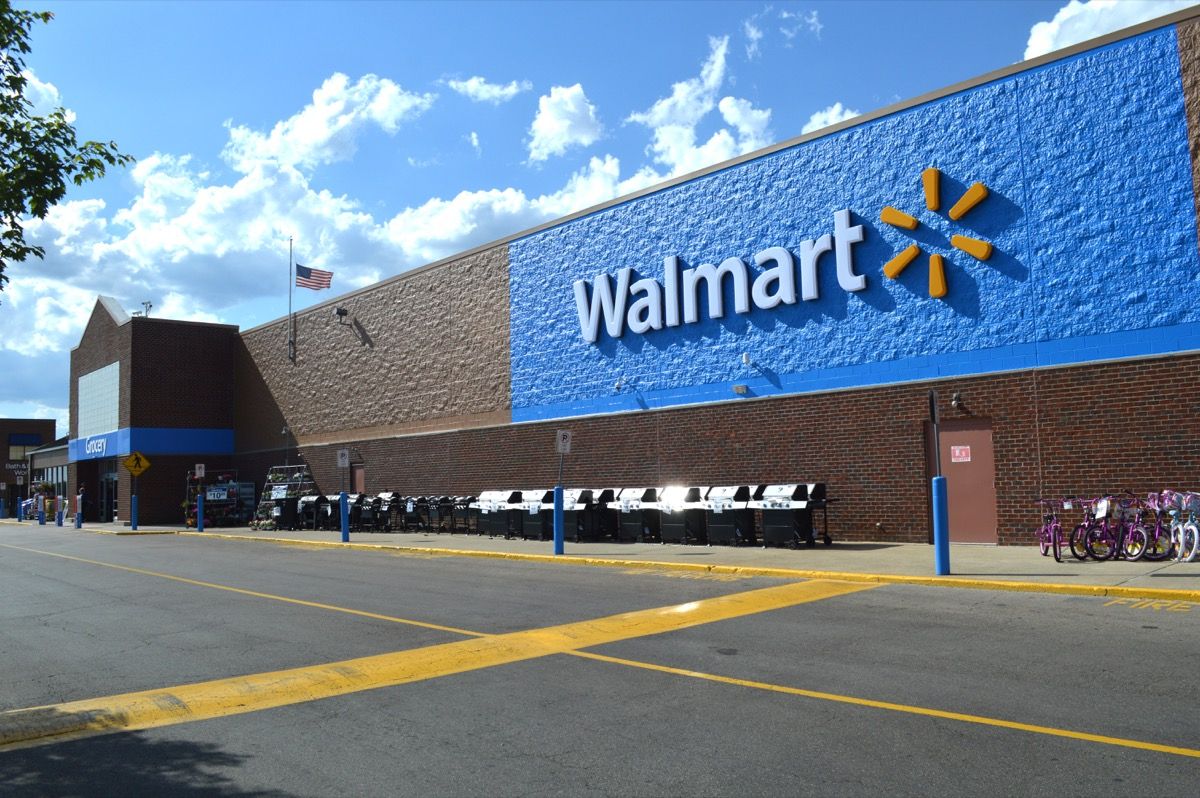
[0,542,477,637]
[571,650,1200,760]
[15,524,1195,603]
[179,532,1200,602]
[0,579,873,749]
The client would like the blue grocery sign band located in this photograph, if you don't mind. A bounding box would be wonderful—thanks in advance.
[507,28,1199,423]
[69,428,234,461]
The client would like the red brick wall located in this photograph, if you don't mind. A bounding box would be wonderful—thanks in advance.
[279,354,1200,545]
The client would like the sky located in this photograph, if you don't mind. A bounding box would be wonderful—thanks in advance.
[2,0,1197,437]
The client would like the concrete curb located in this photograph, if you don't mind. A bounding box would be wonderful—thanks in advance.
[174,530,1200,603]
[5,519,1195,602]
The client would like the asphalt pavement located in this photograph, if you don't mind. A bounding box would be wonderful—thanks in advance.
[0,523,1197,796]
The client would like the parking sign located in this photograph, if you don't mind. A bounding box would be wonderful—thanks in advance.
[555,430,572,455]
[337,448,350,469]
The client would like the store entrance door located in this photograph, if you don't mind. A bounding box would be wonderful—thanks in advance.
[351,464,365,494]
[99,460,118,522]
[926,419,998,544]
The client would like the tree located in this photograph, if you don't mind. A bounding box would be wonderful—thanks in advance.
[0,2,133,292]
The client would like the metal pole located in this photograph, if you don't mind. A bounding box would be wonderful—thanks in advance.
[929,389,949,574]
[197,493,205,533]
[553,453,565,554]
[933,476,950,575]
[288,236,295,362]
[131,475,138,531]
[340,491,349,542]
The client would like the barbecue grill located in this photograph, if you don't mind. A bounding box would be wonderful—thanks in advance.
[748,483,831,547]
[657,486,708,545]
[475,490,523,538]
[702,485,757,546]
[615,487,662,543]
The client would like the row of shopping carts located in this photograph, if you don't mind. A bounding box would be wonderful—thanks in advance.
[284,484,833,548]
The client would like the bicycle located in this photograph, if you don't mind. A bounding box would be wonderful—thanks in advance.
[1084,494,1148,561]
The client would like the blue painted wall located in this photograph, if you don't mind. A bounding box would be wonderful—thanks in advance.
[508,27,1199,423]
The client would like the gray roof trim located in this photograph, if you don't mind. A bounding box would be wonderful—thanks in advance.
[242,6,1200,336]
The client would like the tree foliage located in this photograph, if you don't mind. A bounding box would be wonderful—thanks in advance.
[0,2,133,291]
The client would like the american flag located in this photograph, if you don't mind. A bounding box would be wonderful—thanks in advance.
[295,263,333,290]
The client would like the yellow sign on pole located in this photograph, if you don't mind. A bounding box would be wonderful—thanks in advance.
[122,451,151,477]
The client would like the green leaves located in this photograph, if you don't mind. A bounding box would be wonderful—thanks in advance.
[0,3,133,290]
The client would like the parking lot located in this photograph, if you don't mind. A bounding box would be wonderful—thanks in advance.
[1,525,1197,796]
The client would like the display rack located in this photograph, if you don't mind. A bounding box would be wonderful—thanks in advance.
[184,469,256,528]
[251,464,317,531]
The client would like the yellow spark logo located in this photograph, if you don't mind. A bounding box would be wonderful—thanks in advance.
[880,168,993,298]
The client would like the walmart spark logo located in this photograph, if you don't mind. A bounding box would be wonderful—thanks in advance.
[880,168,993,298]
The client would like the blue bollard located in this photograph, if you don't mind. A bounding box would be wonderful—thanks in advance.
[38,507,45,525]
[56,509,63,526]
[932,476,950,575]
[339,492,349,542]
[75,511,82,529]
[197,494,205,532]
[131,494,138,531]
[0,498,6,519]
[553,485,564,555]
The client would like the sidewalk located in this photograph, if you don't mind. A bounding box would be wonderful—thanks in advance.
[5,516,1199,600]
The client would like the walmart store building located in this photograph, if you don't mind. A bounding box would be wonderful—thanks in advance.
[67,11,1200,542]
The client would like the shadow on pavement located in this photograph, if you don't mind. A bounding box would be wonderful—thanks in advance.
[0,729,292,797]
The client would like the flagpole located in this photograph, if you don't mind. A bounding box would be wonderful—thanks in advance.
[288,236,295,362]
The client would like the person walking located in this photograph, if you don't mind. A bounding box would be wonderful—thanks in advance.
[77,482,87,521]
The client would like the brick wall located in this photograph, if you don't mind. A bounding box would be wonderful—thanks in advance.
[279,353,1200,546]
[237,244,511,451]
[129,318,238,429]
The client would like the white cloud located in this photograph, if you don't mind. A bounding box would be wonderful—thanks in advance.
[801,102,859,134]
[222,73,435,172]
[719,97,772,152]
[744,19,764,60]
[1024,0,1197,60]
[21,70,76,122]
[627,37,773,177]
[467,131,482,157]
[447,76,533,104]
[780,9,823,42]
[526,84,603,162]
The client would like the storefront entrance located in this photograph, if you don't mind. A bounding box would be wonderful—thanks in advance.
[98,459,118,522]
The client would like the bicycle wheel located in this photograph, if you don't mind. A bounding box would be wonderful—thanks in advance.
[1142,524,1173,561]
[1184,523,1200,563]
[1039,528,1050,557]
[1123,526,1148,561]
[1069,524,1090,561]
[1051,522,1063,563]
[1085,526,1116,561]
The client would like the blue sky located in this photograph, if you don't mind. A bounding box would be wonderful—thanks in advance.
[2,0,1195,435]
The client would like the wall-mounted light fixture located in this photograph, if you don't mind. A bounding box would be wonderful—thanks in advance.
[333,306,351,326]
[614,376,625,392]
[741,352,752,366]
[951,391,962,409]
[732,384,749,395]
